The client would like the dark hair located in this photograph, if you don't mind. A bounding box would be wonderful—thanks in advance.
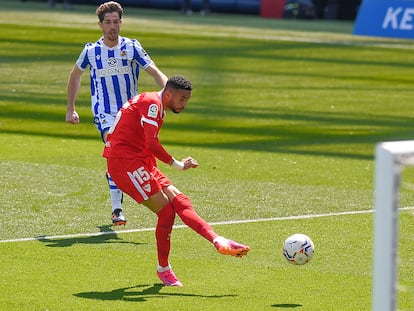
[166,75,192,91]
[96,1,123,23]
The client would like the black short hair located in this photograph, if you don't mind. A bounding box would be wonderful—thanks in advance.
[166,75,192,91]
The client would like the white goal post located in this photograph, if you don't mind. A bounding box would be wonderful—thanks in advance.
[373,140,414,311]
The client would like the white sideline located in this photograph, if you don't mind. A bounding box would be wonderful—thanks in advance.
[1,207,413,244]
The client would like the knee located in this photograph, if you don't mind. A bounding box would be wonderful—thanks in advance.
[157,203,176,226]
[172,193,193,213]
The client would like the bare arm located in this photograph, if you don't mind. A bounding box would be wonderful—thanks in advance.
[66,65,83,124]
[145,63,168,88]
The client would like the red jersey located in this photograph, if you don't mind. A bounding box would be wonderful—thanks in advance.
[103,91,173,165]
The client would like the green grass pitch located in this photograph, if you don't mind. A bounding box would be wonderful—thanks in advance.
[1,1,414,310]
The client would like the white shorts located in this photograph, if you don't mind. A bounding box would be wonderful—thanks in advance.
[93,113,116,141]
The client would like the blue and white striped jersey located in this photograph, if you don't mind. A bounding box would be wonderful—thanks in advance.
[76,36,154,117]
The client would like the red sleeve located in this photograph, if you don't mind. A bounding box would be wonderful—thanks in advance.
[143,122,173,164]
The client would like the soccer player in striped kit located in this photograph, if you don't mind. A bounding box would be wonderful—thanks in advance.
[103,75,250,286]
[66,1,168,226]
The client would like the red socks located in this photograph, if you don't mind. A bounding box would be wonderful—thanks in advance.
[172,193,218,243]
[156,203,175,267]
[155,194,218,267]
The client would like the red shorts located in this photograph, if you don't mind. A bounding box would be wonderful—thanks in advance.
[106,157,171,203]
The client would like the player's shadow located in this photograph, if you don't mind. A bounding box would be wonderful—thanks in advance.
[271,303,303,308]
[37,225,144,247]
[74,283,237,302]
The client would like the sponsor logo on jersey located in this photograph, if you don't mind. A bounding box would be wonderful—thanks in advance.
[108,57,117,67]
[96,65,130,78]
[148,104,158,118]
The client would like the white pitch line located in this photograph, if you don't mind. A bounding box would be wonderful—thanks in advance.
[1,207,413,244]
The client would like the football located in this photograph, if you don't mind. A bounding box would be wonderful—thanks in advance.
[283,233,315,265]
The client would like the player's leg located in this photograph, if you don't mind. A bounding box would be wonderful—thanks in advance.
[200,0,210,15]
[143,193,183,287]
[97,115,126,226]
[105,172,126,225]
[107,158,182,286]
[170,191,217,242]
[181,0,192,15]
[164,186,250,258]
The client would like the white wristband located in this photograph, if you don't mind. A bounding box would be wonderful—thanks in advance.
[171,158,184,170]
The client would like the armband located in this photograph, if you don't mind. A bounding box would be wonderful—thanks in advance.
[171,158,184,170]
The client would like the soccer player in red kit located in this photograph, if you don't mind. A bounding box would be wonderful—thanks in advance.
[103,75,250,287]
